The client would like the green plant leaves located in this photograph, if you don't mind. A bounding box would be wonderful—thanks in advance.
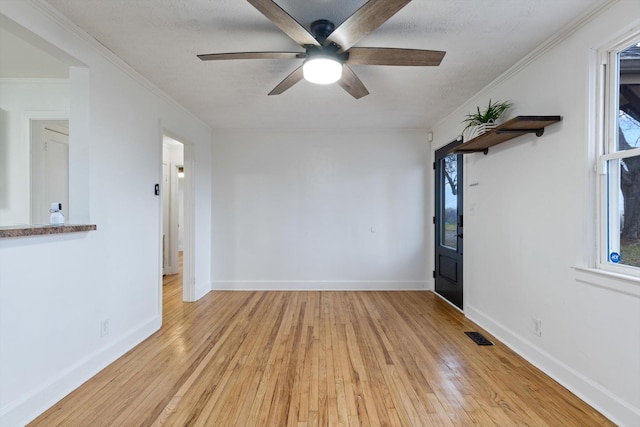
[462,99,513,131]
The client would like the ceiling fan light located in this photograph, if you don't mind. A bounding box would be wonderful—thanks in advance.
[303,58,342,84]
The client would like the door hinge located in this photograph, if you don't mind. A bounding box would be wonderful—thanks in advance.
[433,216,436,224]
[432,270,436,278]
[458,214,463,228]
[433,162,436,170]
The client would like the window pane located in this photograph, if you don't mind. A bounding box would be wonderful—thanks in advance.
[440,154,457,250]
[617,42,640,151]
[607,155,640,268]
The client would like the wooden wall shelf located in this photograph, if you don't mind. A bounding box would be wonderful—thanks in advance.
[453,115,562,155]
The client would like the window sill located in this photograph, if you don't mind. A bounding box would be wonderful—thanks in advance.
[0,224,97,238]
[573,266,640,298]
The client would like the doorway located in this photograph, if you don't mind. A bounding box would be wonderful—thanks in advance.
[30,120,69,225]
[162,136,183,276]
[434,138,464,310]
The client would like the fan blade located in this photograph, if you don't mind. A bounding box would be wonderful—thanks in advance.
[337,65,369,99]
[325,0,411,52]
[198,52,305,61]
[347,47,445,66]
[247,0,320,47]
[268,66,304,95]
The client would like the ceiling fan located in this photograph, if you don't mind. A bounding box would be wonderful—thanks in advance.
[197,0,446,99]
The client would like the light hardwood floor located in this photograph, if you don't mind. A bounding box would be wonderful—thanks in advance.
[30,257,612,426]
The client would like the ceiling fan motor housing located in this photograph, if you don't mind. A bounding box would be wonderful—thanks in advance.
[305,44,346,62]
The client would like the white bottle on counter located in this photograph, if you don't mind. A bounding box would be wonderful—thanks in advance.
[49,202,65,225]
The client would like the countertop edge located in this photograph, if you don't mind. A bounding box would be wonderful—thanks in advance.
[0,224,97,238]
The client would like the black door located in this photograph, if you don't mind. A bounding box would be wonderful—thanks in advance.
[434,138,463,310]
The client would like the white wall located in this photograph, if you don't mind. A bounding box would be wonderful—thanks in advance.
[211,129,429,290]
[0,79,69,225]
[0,25,68,78]
[0,2,212,426]
[429,2,640,425]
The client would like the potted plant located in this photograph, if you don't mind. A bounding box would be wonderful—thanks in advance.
[462,99,513,138]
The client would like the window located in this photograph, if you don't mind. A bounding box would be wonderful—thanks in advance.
[599,34,640,272]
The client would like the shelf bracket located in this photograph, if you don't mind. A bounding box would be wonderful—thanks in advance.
[456,148,489,155]
[495,128,545,137]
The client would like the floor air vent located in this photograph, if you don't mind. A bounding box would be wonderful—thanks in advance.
[465,331,494,346]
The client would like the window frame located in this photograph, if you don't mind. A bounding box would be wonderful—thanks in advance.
[596,29,640,276]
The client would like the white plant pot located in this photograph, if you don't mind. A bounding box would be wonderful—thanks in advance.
[474,121,497,137]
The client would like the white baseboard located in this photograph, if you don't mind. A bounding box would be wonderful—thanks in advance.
[0,315,161,427]
[211,280,428,291]
[465,305,639,427]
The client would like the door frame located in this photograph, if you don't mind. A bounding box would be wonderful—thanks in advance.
[159,128,196,305]
[434,137,464,310]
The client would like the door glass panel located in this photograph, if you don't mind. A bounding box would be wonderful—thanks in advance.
[440,153,458,250]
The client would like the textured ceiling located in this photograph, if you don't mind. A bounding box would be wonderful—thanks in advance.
[42,0,603,130]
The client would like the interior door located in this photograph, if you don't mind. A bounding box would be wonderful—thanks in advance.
[434,138,463,310]
[45,129,69,216]
[31,122,69,224]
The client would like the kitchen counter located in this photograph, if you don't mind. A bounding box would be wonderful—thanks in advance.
[0,224,97,238]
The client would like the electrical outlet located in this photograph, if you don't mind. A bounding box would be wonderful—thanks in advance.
[100,319,110,337]
[532,317,542,337]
